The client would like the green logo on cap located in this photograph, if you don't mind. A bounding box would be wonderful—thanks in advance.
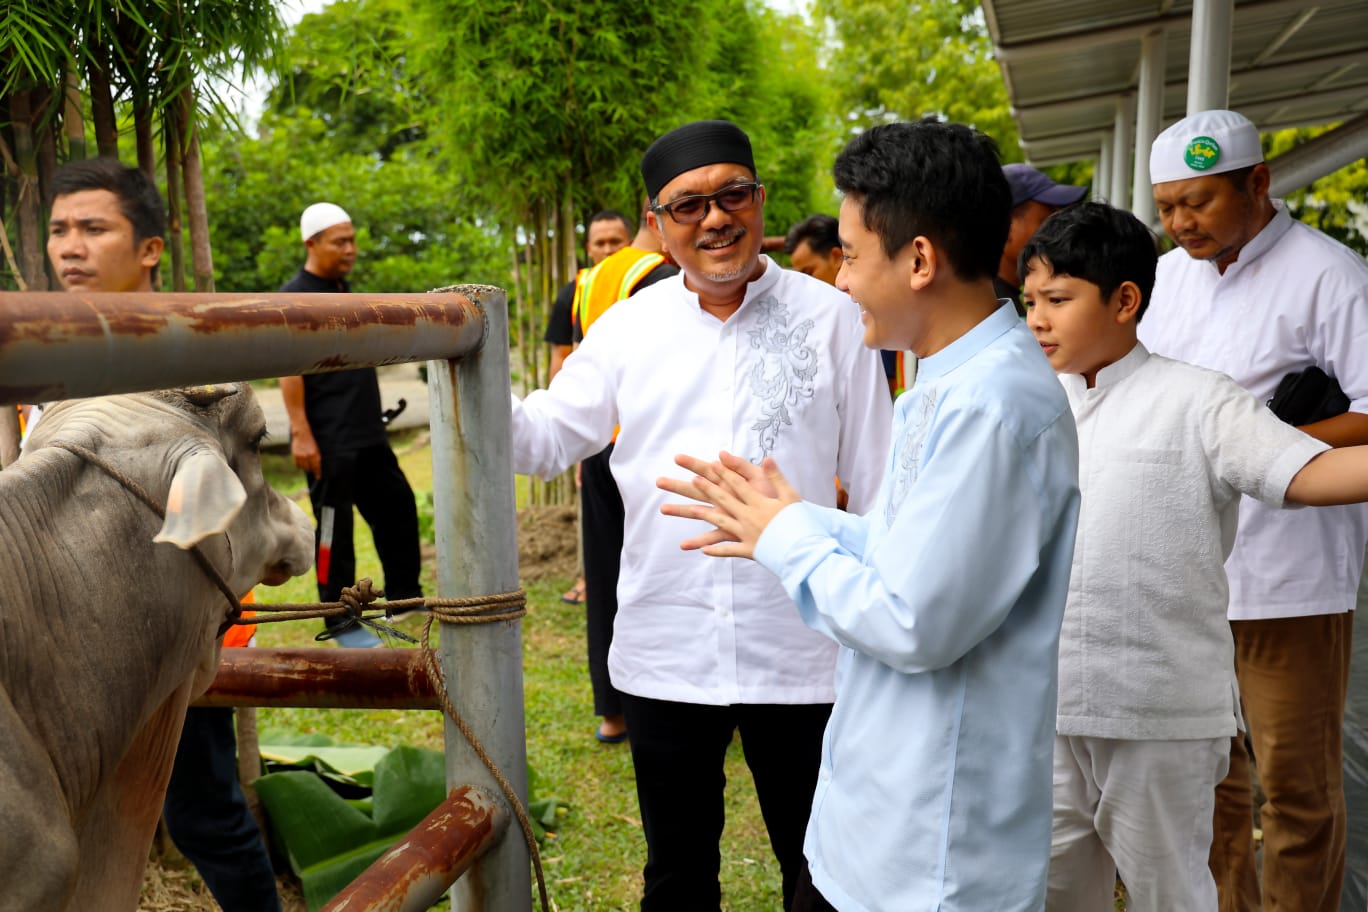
[1184,136,1221,171]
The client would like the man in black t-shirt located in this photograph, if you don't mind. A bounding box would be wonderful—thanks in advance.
[543,210,633,382]
[279,203,423,647]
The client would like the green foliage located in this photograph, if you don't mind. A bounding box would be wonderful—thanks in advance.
[412,0,829,226]
[199,110,506,292]
[822,0,1022,160]
[266,0,428,159]
[1266,125,1368,256]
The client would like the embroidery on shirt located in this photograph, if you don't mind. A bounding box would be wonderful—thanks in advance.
[885,389,938,526]
[746,295,818,458]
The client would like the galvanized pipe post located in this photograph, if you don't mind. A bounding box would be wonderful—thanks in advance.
[1133,28,1168,229]
[1110,93,1137,210]
[1187,0,1233,115]
[426,284,530,911]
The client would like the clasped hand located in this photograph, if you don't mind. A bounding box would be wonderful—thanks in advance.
[656,451,801,559]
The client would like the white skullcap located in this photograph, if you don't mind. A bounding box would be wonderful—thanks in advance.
[300,202,352,241]
[1150,110,1264,185]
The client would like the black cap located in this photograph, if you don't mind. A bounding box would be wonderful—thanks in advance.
[641,120,756,199]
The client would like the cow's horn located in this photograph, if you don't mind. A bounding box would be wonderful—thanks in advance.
[179,385,240,408]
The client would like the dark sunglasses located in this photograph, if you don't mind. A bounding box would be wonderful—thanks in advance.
[652,182,763,225]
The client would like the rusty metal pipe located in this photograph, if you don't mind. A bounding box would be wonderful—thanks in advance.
[321,786,507,912]
[0,291,485,404]
[194,648,440,709]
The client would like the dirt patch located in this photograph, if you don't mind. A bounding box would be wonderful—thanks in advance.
[415,503,579,584]
[515,503,579,582]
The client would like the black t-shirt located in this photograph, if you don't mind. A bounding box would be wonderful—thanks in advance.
[280,268,387,454]
[544,279,576,347]
[993,275,1024,316]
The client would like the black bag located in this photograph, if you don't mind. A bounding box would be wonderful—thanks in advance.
[1266,365,1350,425]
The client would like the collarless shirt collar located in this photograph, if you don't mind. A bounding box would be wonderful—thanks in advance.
[1059,341,1150,401]
[916,301,1019,383]
[1215,200,1292,280]
[676,255,777,321]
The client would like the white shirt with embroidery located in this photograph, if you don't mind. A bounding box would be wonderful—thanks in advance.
[512,256,892,704]
[1139,202,1368,620]
[1057,343,1328,741]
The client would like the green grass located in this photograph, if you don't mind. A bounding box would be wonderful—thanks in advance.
[250,440,783,910]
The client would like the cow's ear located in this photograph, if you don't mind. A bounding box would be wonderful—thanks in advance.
[152,449,247,548]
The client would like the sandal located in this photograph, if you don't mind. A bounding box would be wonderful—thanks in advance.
[560,579,586,604]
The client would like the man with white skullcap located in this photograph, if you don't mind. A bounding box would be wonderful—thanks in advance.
[278,203,424,647]
[1139,109,1368,912]
[510,120,891,911]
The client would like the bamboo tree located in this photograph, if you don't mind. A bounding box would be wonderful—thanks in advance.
[6,90,49,290]
[178,85,213,292]
[164,103,187,292]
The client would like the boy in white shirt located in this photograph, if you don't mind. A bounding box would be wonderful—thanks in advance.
[1020,201,1368,911]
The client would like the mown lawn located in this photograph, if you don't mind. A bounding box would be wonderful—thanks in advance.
[245,436,785,911]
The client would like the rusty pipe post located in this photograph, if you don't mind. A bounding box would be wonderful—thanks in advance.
[428,284,530,910]
[321,786,507,912]
[0,291,484,404]
[193,648,440,709]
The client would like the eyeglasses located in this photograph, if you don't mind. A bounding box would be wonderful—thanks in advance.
[652,182,763,225]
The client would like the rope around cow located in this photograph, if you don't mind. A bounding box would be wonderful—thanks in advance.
[49,440,550,912]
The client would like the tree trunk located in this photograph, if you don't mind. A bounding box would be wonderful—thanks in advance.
[164,104,187,292]
[7,91,49,291]
[63,63,86,161]
[32,87,60,290]
[178,86,214,292]
[86,46,119,159]
[133,96,155,179]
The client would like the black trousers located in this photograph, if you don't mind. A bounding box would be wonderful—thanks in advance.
[618,693,832,912]
[580,443,624,717]
[792,862,839,912]
[307,443,423,634]
[163,707,281,912]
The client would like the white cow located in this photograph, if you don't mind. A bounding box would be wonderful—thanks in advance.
[0,383,313,911]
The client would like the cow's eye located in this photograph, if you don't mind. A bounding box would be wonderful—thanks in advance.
[250,428,268,452]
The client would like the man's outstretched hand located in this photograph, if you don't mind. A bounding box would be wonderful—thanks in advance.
[657,450,801,560]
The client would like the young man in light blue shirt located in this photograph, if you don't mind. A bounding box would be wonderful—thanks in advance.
[658,120,1081,911]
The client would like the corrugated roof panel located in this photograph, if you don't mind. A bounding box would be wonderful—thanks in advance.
[986,0,1368,164]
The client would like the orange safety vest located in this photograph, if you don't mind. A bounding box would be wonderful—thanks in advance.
[893,351,918,397]
[223,589,257,648]
[572,247,667,339]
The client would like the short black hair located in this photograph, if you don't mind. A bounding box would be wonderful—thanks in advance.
[49,157,166,244]
[832,119,1009,281]
[784,214,840,256]
[1018,201,1159,320]
[589,209,634,237]
[1220,164,1258,196]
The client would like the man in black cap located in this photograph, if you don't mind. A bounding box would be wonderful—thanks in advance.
[511,120,891,911]
[997,164,1088,311]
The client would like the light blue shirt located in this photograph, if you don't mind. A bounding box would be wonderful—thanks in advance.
[755,304,1080,911]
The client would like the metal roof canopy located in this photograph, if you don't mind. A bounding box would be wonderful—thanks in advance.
[981,0,1368,223]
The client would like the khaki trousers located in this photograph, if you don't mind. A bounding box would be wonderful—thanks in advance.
[1210,613,1353,912]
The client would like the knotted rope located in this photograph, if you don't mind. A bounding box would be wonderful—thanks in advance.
[50,440,549,911]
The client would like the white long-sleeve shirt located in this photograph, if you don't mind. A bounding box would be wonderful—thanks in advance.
[512,257,891,704]
[1139,202,1368,620]
[754,304,1080,911]
[1057,344,1328,741]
